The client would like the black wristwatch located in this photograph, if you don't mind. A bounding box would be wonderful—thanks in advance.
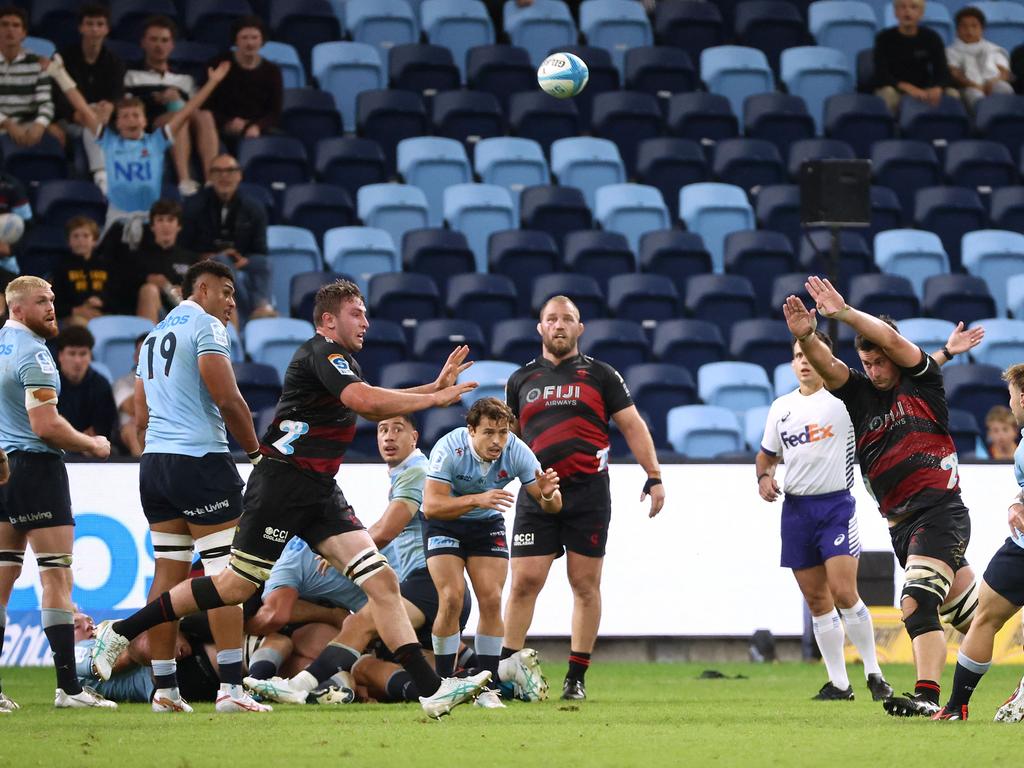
[941,345,954,361]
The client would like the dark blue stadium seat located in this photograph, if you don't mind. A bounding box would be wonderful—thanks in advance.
[991,187,1024,234]
[975,94,1024,155]
[380,361,440,390]
[625,363,698,448]
[508,91,581,155]
[2,133,67,185]
[356,89,428,175]
[848,274,920,320]
[105,39,142,67]
[290,271,349,320]
[855,48,874,93]
[389,44,461,96]
[913,186,986,272]
[871,139,941,217]
[403,228,475,295]
[431,90,504,151]
[869,185,906,239]
[491,317,542,364]
[607,273,681,324]
[357,318,407,383]
[786,138,855,181]
[724,230,797,315]
[167,40,219,87]
[31,0,81,49]
[467,45,535,114]
[945,140,1017,191]
[651,318,727,370]
[943,364,1008,434]
[743,94,815,158]
[563,230,636,295]
[798,229,875,279]
[654,0,724,62]
[899,94,970,145]
[237,183,277,223]
[635,138,708,209]
[446,273,518,339]
[638,230,712,297]
[368,272,442,325]
[824,93,895,159]
[413,319,486,364]
[684,274,757,338]
[234,362,282,414]
[754,184,801,247]
[730,318,794,375]
[519,185,592,249]
[35,180,107,227]
[948,408,982,458]
[666,92,739,144]
[115,0,180,44]
[923,274,997,325]
[17,224,68,279]
[237,136,310,190]
[419,407,469,451]
[624,46,697,97]
[531,273,606,318]
[269,0,342,73]
[185,0,249,47]
[713,138,785,193]
[553,44,621,128]
[769,272,816,319]
[281,184,355,245]
[314,137,387,200]
[580,319,650,372]
[488,228,560,312]
[281,88,343,157]
[735,0,809,73]
[590,91,664,178]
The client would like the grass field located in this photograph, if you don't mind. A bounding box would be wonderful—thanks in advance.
[4,661,1024,767]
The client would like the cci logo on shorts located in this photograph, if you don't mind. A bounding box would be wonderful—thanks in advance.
[780,423,834,448]
[263,526,288,543]
[513,533,534,547]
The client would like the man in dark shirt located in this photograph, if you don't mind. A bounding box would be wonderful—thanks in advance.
[873,0,958,114]
[51,215,111,324]
[54,325,117,451]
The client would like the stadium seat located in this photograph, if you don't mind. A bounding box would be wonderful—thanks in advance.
[607,274,680,324]
[530,273,606,319]
[580,0,654,74]
[563,230,636,294]
[314,137,388,199]
[474,137,550,200]
[419,407,469,451]
[899,95,970,145]
[88,316,154,377]
[697,360,774,415]
[1005,273,1024,319]
[635,138,708,208]
[281,184,355,246]
[945,140,1017,191]
[552,44,622,128]
[115,0,179,43]
[358,318,409,383]
[2,133,67,184]
[654,1,725,64]
[594,183,670,255]
[786,138,856,181]
[422,0,495,81]
[368,272,442,325]
[234,362,283,415]
[312,42,385,133]
[734,0,810,75]
[754,184,802,249]
[962,229,1024,318]
[923,274,997,325]
[488,229,561,311]
[699,46,774,120]
[262,41,307,89]
[519,185,593,250]
[975,95,1024,156]
[491,317,543,364]
[868,185,906,240]
[769,273,818,320]
[779,46,855,134]
[184,0,247,47]
[897,317,957,361]
[685,274,757,339]
[590,92,663,178]
[797,229,875,278]
[455,359,519,407]
[943,363,1008,431]
[20,37,53,60]
[272,0,344,74]
[665,92,739,144]
[356,89,428,175]
[624,46,697,98]
[396,137,471,227]
[550,137,627,211]
[323,226,399,293]
[167,45,219,91]
[666,404,744,458]
[773,361,798,395]
[281,88,344,157]
[639,230,713,298]
[948,407,983,459]
[882,0,954,42]
[403,228,476,295]
[970,318,1024,369]
[431,90,504,151]
[679,183,755,272]
[914,186,987,272]
[730,319,794,375]
[578,318,650,372]
[824,93,895,159]
[504,0,576,68]
[873,229,949,300]
[34,180,106,227]
[712,138,786,193]
[991,187,1024,235]
[346,0,419,54]
[237,136,309,190]
[356,183,431,250]
[243,317,315,381]
[625,363,696,448]
[389,43,460,96]
[652,318,727,370]
[446,273,518,339]
[847,274,920,319]
[289,271,349,321]
[268,226,324,314]
[807,1,878,67]
[724,230,797,315]
[958,1,1024,49]
[467,45,536,114]
[380,361,443,390]
[508,92,581,155]
[744,405,772,452]
[16,225,67,280]
[413,318,486,363]
[743,94,816,157]
[30,0,80,50]
[444,184,516,271]
[871,140,941,217]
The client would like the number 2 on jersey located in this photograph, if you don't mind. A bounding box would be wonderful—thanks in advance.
[272,420,309,455]
[940,453,959,489]
[144,332,177,378]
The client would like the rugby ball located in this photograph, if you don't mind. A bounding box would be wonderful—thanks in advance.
[0,213,25,245]
[537,52,589,99]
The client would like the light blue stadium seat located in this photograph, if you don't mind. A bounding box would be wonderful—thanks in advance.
[744,405,772,451]
[594,183,670,255]
[873,229,950,300]
[773,362,798,394]
[1008,274,1024,319]
[504,0,577,68]
[90,361,113,384]
[356,183,431,247]
[267,226,323,315]
[808,1,878,68]
[311,41,384,132]
[679,182,755,272]
[456,360,519,406]
[579,0,654,75]
[226,323,243,363]
[962,229,1024,318]
[243,318,316,381]
[969,2,1024,50]
[666,404,744,457]
[443,183,516,272]
[882,1,953,44]
[24,37,56,58]
[473,137,550,204]
[396,137,472,227]
[897,317,959,363]
[347,0,420,54]
[779,46,855,135]
[697,360,773,415]
[262,41,306,88]
[971,318,1024,369]
[323,226,399,294]
[88,316,154,377]
[550,136,627,211]
[422,0,495,81]
[699,46,774,120]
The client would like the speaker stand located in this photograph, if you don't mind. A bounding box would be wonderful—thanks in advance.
[827,225,840,342]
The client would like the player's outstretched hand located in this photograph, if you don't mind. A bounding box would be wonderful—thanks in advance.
[758,474,780,503]
[207,60,232,83]
[435,345,473,391]
[782,295,817,339]
[805,276,848,318]
[535,467,559,498]
[946,321,985,356]
[641,478,665,518]
[434,381,477,407]
[478,488,515,511]
[1009,502,1024,539]
[88,436,111,460]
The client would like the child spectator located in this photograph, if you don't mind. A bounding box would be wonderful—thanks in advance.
[985,404,1018,461]
[51,216,111,325]
[873,0,957,114]
[946,6,1014,111]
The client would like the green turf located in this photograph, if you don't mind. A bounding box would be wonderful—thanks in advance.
[3,661,1024,766]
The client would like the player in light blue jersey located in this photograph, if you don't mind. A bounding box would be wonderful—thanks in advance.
[423,397,560,707]
[0,276,114,712]
[132,259,268,714]
[936,362,1024,721]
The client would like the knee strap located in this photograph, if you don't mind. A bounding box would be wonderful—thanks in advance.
[0,550,24,567]
[35,552,72,572]
[343,547,390,587]
[196,528,234,576]
[229,548,276,587]
[903,563,951,603]
[151,532,194,562]
[190,575,227,610]
[940,578,979,633]
[901,585,943,640]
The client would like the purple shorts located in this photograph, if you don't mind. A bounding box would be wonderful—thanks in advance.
[780,489,860,570]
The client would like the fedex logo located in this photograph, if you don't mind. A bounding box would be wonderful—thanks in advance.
[780,423,834,448]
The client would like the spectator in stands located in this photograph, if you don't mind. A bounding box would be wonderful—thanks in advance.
[124,15,220,196]
[985,404,1018,461]
[208,16,282,152]
[946,6,1013,111]
[55,325,117,451]
[0,169,30,276]
[0,6,54,147]
[873,0,957,114]
[51,216,112,326]
[181,153,274,320]
[111,333,147,457]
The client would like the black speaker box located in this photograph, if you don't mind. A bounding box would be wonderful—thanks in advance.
[857,550,896,607]
[799,159,871,227]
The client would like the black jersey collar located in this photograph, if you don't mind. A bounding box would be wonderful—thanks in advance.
[537,353,586,369]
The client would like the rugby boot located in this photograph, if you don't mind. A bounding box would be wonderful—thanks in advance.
[994,675,1024,722]
[419,670,491,719]
[866,673,893,701]
[931,704,968,721]
[812,682,854,701]
[55,687,117,709]
[883,692,941,717]
[561,677,586,701]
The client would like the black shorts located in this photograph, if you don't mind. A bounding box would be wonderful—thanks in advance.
[983,538,1024,607]
[232,458,364,570]
[0,451,73,530]
[888,499,971,572]
[400,567,472,646]
[511,472,611,558]
[139,453,244,526]
[424,517,508,560]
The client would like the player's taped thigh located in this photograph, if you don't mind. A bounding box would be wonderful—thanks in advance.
[195,528,234,575]
[901,563,951,639]
[0,550,25,568]
[35,552,72,571]
[344,547,391,587]
[939,577,978,633]
[151,532,194,562]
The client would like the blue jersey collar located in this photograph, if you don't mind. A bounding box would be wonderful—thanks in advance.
[2,319,43,341]
[389,448,425,479]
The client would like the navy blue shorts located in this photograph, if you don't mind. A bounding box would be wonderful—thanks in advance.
[780,490,859,570]
[139,452,244,526]
[400,567,472,646]
[0,451,72,530]
[424,517,508,560]
[983,538,1024,607]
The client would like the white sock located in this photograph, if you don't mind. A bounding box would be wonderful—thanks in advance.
[292,670,317,691]
[811,608,850,689]
[839,600,882,677]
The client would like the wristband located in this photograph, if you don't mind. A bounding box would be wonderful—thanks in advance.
[248,449,263,465]
[941,345,953,361]
[166,99,185,113]
[643,477,662,494]
[757,472,770,482]
[541,490,555,502]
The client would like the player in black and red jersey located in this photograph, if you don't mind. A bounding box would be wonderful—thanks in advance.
[91,279,492,718]
[784,276,978,718]
[501,295,665,701]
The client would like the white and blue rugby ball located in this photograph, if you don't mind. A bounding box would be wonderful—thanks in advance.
[537,52,589,99]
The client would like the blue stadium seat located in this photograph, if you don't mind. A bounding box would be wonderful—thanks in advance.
[594,183,670,255]
[626,363,697,448]
[1007,273,1024,318]
[446,273,518,339]
[666,404,743,458]
[699,46,775,119]
[358,318,409,383]
[431,90,504,151]
[474,137,549,201]
[847,274,920,319]
[368,272,442,324]
[530,273,606,318]
[396,137,471,227]
[323,226,399,293]
[882,0,954,42]
[347,0,419,54]
[724,230,797,315]
[943,363,1008,431]
[456,359,519,407]
[734,1,810,74]
[234,362,283,414]
[419,407,470,451]
[897,317,957,361]
[743,93,816,157]
[639,230,713,297]
[697,360,773,415]
[798,229,874,277]
[508,92,581,155]
[519,185,592,249]
[873,229,949,300]
[991,187,1024,235]
[958,1,1024,49]
[390,43,460,96]
[243,317,315,381]
[754,184,802,248]
[779,46,855,134]
[712,138,786,193]
[357,89,428,175]
[606,273,680,324]
[356,183,431,249]
[923,274,997,325]
[948,407,983,458]
[868,184,906,239]
[550,137,627,211]
[488,229,560,311]
[115,0,179,43]
[590,91,664,178]
[679,183,755,271]
[975,95,1024,156]
[289,271,349,321]
[969,318,1024,368]
[962,229,1024,318]
[312,42,385,133]
[184,0,247,48]
[635,138,708,208]
[314,138,387,200]
[744,405,772,451]
[2,133,66,184]
[579,318,650,372]
[504,0,576,68]
[652,318,726,370]
[899,95,970,145]
[281,88,343,157]
[380,361,444,390]
[16,225,67,280]
[403,228,476,294]
[89,316,154,377]
[773,361,798,395]
[272,0,344,74]
[769,273,817,319]
[563,230,636,295]
[914,186,987,272]
[871,139,941,216]
[281,184,355,245]
[262,41,306,89]
[413,319,486,363]
[580,0,654,74]
[547,44,621,129]
[786,138,856,180]
[268,226,323,315]
[730,318,794,375]
[237,136,309,190]
[945,140,1017,191]
[490,318,542,364]
[654,1,724,63]
[422,0,495,81]
[685,273,757,338]
[30,0,80,49]
[444,183,516,271]
[666,92,739,144]
[34,180,106,227]
[624,46,697,97]
[467,45,536,114]
[807,1,878,67]
[824,93,895,158]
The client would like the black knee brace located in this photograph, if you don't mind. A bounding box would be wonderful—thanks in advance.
[190,576,227,610]
[902,587,943,639]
